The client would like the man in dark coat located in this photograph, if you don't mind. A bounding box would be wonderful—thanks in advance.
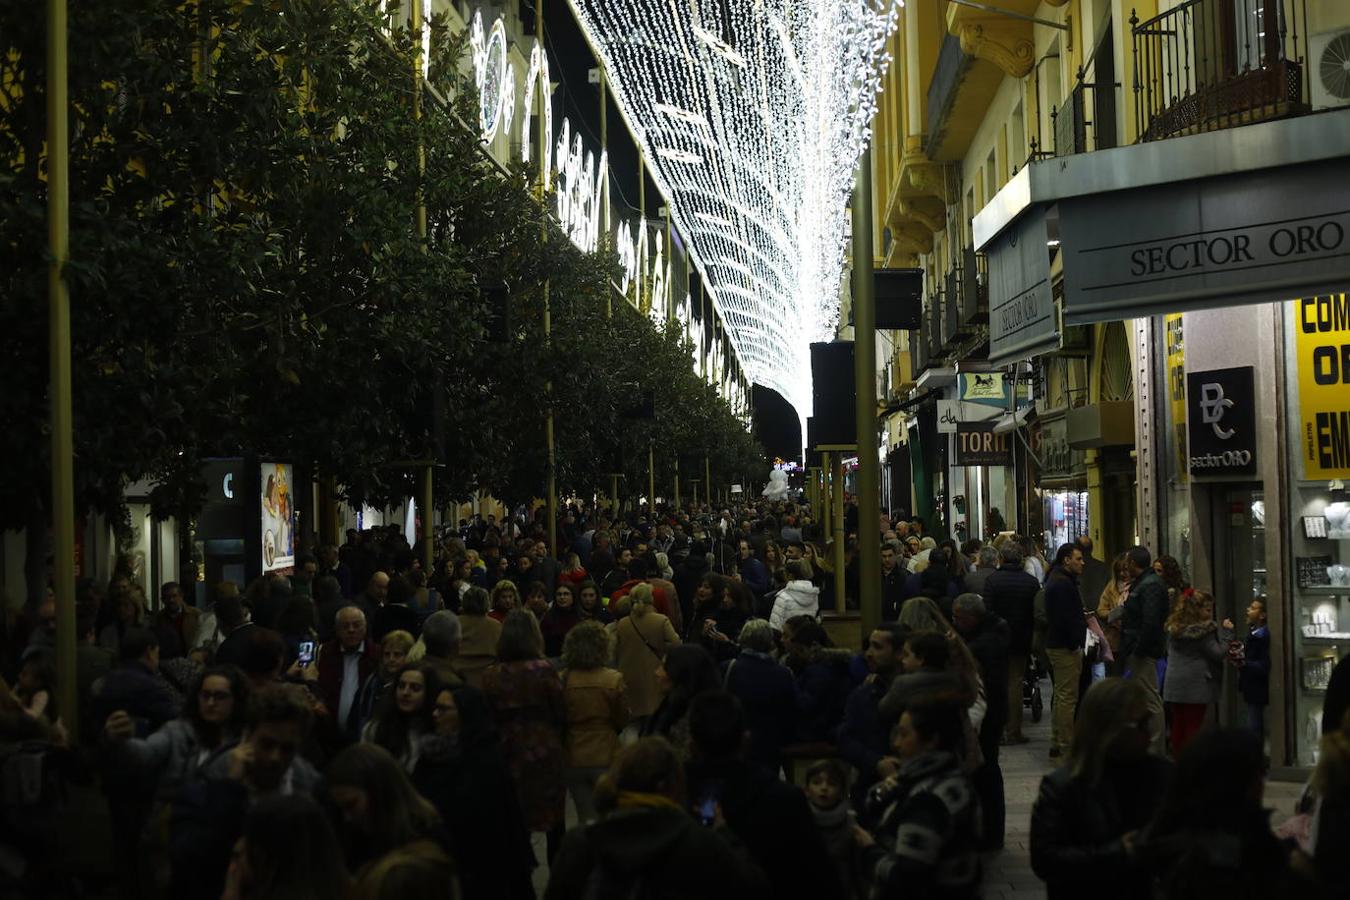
[1044,544,1087,759]
[1076,535,1111,613]
[953,592,1010,849]
[685,691,843,900]
[984,542,1041,743]
[673,542,712,631]
[722,621,798,775]
[92,626,180,738]
[1121,545,1169,755]
[316,605,379,743]
[837,622,908,805]
[880,544,906,621]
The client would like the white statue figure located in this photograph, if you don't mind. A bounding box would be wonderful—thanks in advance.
[762,468,789,501]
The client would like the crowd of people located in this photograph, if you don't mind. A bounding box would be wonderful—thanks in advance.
[2,497,1348,899]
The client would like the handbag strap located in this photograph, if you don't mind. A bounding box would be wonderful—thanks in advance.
[627,616,663,661]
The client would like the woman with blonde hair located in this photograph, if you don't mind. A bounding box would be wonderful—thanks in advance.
[612,583,680,734]
[1162,588,1231,755]
[1095,553,1132,674]
[560,620,630,823]
[488,579,519,622]
[1030,677,1173,900]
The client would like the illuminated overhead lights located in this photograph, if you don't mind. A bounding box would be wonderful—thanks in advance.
[692,25,747,67]
[654,147,703,164]
[567,0,899,419]
[695,211,735,228]
[653,103,711,129]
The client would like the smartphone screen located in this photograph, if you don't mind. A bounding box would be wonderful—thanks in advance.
[694,783,721,826]
[297,640,315,666]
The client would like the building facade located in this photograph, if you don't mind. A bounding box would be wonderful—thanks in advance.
[872,0,1350,768]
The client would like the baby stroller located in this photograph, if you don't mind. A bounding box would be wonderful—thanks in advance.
[1023,654,1045,723]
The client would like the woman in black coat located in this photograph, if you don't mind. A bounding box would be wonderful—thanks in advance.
[412,684,535,900]
[1030,677,1173,900]
[545,736,766,900]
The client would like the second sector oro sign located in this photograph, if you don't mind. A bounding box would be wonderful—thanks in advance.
[956,422,1013,467]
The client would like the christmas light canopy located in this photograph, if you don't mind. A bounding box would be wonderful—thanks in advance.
[565,0,899,418]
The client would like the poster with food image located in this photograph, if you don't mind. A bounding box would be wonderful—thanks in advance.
[260,462,296,572]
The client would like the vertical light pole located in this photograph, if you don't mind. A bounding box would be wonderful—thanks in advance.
[538,0,558,556]
[832,455,846,614]
[48,0,77,740]
[411,0,435,573]
[597,69,618,514]
[853,148,881,636]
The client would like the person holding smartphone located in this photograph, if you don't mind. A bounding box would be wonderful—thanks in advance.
[170,684,323,900]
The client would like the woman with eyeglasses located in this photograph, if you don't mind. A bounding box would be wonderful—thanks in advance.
[1029,677,1173,900]
[103,663,251,799]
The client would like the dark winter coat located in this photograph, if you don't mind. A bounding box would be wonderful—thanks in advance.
[545,805,767,900]
[793,647,854,742]
[91,661,180,737]
[723,651,798,773]
[1030,754,1174,900]
[960,612,1011,733]
[1237,624,1270,706]
[672,555,711,630]
[984,564,1042,653]
[686,758,844,900]
[1044,567,1086,651]
[413,735,536,900]
[1120,570,1168,660]
[838,677,893,804]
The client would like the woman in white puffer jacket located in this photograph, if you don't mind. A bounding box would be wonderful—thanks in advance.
[769,559,821,632]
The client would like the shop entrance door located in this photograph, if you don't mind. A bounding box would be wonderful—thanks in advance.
[1210,485,1266,727]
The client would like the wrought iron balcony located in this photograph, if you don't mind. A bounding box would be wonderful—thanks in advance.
[1131,0,1309,143]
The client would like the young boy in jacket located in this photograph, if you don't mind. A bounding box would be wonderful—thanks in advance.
[804,759,855,899]
[1228,597,1271,745]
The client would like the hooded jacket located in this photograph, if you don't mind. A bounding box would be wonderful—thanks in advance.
[1162,621,1232,704]
[545,805,767,900]
[768,579,821,632]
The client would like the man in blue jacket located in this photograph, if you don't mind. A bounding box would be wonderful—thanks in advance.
[1121,546,1169,755]
[1044,544,1086,759]
[837,622,908,805]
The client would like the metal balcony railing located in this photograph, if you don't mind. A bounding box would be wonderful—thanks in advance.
[1131,0,1309,142]
[1054,64,1121,155]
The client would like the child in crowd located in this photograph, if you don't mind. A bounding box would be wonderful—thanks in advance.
[804,758,855,898]
[1228,596,1271,746]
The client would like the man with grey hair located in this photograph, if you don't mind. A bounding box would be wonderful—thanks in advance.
[723,618,798,775]
[317,604,378,743]
[951,591,1010,848]
[983,541,1041,744]
[965,545,1000,598]
[420,609,464,685]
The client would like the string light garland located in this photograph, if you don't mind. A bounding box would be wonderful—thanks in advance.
[564,0,899,420]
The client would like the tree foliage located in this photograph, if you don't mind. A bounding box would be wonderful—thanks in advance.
[0,0,763,535]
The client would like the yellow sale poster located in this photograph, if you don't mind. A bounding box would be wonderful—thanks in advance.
[1294,295,1350,479]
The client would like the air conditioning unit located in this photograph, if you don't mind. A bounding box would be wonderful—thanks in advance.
[1310,29,1350,110]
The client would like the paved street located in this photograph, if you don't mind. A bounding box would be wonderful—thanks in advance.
[984,678,1306,900]
[530,675,1310,899]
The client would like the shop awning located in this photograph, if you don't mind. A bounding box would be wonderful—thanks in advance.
[973,110,1350,330]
